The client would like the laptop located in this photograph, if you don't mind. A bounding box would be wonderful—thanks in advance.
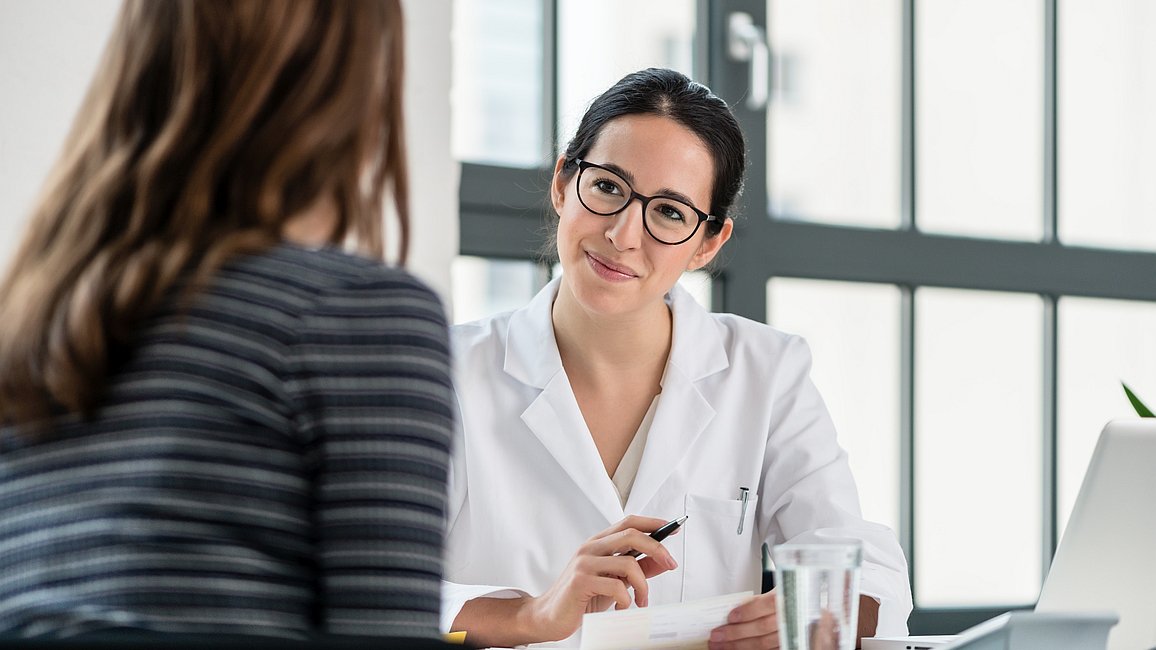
[867,419,1156,650]
[1034,419,1156,650]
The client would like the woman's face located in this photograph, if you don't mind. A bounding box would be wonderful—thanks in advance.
[551,114,732,321]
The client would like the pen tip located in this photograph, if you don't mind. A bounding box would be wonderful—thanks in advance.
[676,515,688,524]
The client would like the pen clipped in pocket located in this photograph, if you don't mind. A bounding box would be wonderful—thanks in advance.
[681,492,761,600]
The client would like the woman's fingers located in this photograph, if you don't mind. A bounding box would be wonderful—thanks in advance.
[724,592,775,624]
[587,575,632,611]
[526,519,681,644]
[584,528,679,570]
[586,516,683,575]
[808,609,839,650]
[576,554,652,607]
[709,616,779,647]
[636,555,673,578]
[552,515,684,623]
[708,593,779,649]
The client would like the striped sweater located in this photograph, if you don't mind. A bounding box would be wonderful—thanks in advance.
[0,244,454,639]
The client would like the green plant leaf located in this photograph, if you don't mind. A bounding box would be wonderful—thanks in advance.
[1123,383,1155,418]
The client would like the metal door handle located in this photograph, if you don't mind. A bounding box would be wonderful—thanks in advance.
[727,11,769,110]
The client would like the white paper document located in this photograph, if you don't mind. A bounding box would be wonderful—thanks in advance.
[578,591,754,650]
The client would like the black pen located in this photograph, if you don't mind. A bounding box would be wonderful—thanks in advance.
[624,515,688,558]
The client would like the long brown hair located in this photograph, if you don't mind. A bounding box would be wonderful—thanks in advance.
[0,0,409,427]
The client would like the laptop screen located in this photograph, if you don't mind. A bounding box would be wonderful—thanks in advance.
[1035,419,1156,650]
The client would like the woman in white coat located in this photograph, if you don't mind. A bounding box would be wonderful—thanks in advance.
[444,68,913,649]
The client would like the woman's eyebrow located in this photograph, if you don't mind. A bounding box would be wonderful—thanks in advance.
[600,161,636,185]
[600,161,703,208]
[654,187,700,208]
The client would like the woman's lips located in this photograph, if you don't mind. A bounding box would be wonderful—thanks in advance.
[586,252,638,281]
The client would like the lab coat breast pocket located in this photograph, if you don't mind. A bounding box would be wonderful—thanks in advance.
[682,492,762,601]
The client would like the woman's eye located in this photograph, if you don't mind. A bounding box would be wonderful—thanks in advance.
[594,179,622,195]
[656,203,687,222]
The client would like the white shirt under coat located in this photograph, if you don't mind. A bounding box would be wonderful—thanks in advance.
[441,277,914,636]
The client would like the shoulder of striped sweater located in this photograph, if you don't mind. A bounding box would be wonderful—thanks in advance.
[243,244,441,299]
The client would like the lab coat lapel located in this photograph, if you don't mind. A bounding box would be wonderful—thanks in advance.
[506,279,626,526]
[624,285,729,514]
[521,374,626,526]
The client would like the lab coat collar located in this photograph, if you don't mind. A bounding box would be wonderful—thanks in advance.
[506,277,731,523]
[665,280,730,381]
[625,282,728,513]
[521,372,627,524]
[507,279,625,523]
[503,277,564,389]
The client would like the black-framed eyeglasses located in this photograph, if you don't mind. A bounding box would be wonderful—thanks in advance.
[573,159,723,246]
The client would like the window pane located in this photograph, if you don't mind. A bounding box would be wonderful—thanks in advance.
[916,0,1043,241]
[766,0,901,227]
[915,289,1042,606]
[556,0,694,148]
[1057,298,1156,535]
[1058,0,1156,251]
[767,279,901,534]
[451,256,546,324]
[452,0,545,167]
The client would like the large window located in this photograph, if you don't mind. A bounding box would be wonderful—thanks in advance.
[454,0,1156,633]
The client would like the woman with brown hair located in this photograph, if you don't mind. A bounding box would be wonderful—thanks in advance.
[0,0,452,640]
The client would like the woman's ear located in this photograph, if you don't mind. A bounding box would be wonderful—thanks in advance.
[550,155,568,215]
[687,218,734,271]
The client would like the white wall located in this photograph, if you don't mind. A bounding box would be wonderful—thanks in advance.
[0,0,457,301]
[401,0,457,300]
[0,0,119,267]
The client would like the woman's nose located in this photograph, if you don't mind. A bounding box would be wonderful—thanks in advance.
[605,197,645,250]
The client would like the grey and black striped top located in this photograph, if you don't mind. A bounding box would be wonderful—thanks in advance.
[0,244,454,640]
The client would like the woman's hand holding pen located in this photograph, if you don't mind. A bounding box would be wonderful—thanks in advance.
[523,515,680,642]
[708,590,781,650]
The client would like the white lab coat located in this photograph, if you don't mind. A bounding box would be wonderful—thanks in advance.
[441,278,913,636]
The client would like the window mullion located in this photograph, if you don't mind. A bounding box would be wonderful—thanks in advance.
[543,0,558,160]
[1042,295,1059,581]
[1042,0,1060,593]
[1043,0,1058,243]
[901,284,916,606]
[902,0,916,232]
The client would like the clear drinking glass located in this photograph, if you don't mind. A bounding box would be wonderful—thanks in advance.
[772,543,862,650]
